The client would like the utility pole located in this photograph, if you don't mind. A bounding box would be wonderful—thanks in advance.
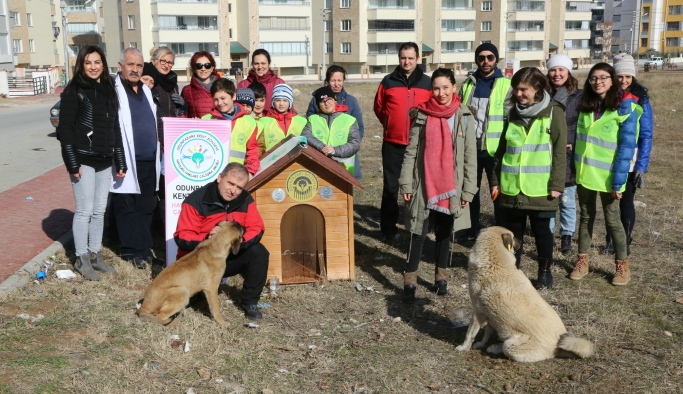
[322,9,330,80]
[60,1,69,84]
[305,35,309,75]
[385,48,388,73]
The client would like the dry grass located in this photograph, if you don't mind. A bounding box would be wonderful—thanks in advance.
[1,74,683,393]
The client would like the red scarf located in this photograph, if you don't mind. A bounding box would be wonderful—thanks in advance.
[415,96,461,213]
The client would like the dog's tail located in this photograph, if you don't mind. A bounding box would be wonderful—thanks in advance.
[556,332,595,359]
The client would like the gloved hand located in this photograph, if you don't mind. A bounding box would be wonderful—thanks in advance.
[633,170,645,188]
[171,93,187,110]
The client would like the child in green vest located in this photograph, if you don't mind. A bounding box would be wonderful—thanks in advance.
[302,86,360,174]
[250,82,267,120]
[257,83,307,156]
[201,79,260,178]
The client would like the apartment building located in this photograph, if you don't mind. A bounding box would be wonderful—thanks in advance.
[602,0,642,53]
[636,0,683,53]
[549,0,592,65]
[0,0,12,71]
[8,0,58,67]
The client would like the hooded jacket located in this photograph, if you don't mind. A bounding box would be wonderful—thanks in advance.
[237,69,285,112]
[256,108,306,155]
[181,74,219,118]
[628,82,653,173]
[490,99,568,211]
[301,104,361,159]
[203,104,260,175]
[552,87,583,184]
[373,65,432,145]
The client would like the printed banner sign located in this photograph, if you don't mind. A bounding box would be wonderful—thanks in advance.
[163,118,231,266]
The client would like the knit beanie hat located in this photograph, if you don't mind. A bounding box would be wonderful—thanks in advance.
[272,84,293,109]
[235,88,255,108]
[142,62,159,89]
[314,86,336,104]
[547,54,573,71]
[475,43,499,63]
[613,53,636,77]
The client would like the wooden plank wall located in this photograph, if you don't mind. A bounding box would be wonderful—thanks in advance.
[251,156,353,281]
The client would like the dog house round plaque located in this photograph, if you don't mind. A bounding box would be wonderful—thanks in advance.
[271,188,286,202]
[286,170,319,202]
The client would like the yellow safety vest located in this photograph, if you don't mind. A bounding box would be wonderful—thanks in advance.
[500,113,553,197]
[259,115,307,150]
[460,76,511,157]
[574,103,642,193]
[201,113,257,165]
[308,113,357,174]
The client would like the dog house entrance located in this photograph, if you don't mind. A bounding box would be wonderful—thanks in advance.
[280,205,326,284]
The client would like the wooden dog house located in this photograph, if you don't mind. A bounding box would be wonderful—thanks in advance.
[245,136,363,284]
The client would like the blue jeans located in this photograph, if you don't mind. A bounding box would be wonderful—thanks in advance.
[70,165,112,257]
[550,185,577,236]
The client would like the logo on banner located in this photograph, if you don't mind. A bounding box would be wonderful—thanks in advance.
[172,130,224,182]
[286,170,319,202]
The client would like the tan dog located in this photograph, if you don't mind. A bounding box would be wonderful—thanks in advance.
[137,221,243,327]
[455,226,595,362]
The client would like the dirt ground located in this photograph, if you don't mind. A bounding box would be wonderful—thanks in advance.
[1,73,682,394]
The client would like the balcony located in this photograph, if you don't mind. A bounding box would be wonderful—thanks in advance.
[151,0,217,2]
[441,0,473,9]
[368,0,415,9]
[65,5,97,13]
[508,1,545,12]
[258,0,310,5]
[153,25,218,31]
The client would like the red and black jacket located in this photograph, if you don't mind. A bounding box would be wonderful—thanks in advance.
[180,74,219,118]
[373,66,432,145]
[173,181,265,259]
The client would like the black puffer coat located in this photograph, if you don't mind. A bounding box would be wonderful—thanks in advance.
[57,74,126,174]
[553,88,582,185]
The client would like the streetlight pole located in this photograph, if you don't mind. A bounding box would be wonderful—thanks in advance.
[305,35,309,75]
[385,48,388,73]
[60,1,69,84]
[321,9,330,80]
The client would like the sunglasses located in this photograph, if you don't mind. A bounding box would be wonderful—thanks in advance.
[477,54,496,63]
[194,62,213,70]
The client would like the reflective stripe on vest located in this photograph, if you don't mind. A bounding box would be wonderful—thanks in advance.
[574,103,641,193]
[461,77,511,157]
[200,113,257,165]
[500,115,552,197]
[260,115,307,150]
[309,113,357,174]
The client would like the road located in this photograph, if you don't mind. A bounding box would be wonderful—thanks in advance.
[0,98,62,192]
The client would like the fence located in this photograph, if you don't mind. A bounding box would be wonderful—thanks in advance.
[7,76,47,97]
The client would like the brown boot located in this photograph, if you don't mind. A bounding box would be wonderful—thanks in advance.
[612,259,631,286]
[403,272,417,304]
[569,253,589,280]
[434,267,449,295]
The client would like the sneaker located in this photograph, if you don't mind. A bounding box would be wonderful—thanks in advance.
[239,304,263,320]
[560,235,573,256]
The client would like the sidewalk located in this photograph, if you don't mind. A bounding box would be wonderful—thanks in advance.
[0,165,74,283]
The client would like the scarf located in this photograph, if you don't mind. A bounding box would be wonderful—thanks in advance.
[246,69,279,85]
[515,91,551,127]
[157,69,178,93]
[416,96,461,214]
[552,86,570,105]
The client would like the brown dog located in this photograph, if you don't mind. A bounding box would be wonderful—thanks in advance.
[137,221,243,327]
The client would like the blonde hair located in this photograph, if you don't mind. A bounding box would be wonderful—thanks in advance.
[151,46,175,63]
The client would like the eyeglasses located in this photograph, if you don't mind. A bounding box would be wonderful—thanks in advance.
[477,54,496,63]
[589,75,611,84]
[194,62,213,70]
[159,59,174,66]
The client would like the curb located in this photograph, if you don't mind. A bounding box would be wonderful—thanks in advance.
[0,230,74,299]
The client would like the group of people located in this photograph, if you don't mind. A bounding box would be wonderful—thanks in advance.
[57,40,652,319]
[373,43,652,305]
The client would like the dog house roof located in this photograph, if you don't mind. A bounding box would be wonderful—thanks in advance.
[246,135,363,191]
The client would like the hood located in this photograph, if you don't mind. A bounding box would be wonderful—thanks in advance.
[269,107,298,121]
[474,67,504,82]
[207,103,248,120]
[317,104,349,115]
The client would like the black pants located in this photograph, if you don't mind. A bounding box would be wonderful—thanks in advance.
[112,160,157,259]
[469,150,506,236]
[619,172,636,242]
[224,243,270,305]
[380,141,407,237]
[505,209,554,267]
[404,211,454,273]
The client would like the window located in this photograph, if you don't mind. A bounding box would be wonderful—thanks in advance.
[370,20,415,31]
[340,0,350,8]
[481,40,491,44]
[26,13,32,26]
[666,37,680,46]
[67,23,97,34]
[341,20,351,31]
[442,0,472,9]
[119,16,122,29]
[508,21,544,31]
[259,17,309,30]
[481,21,491,31]
[325,42,332,53]
[325,0,332,8]
[228,3,232,12]
[324,20,332,31]
[11,12,20,26]
[341,42,351,53]
[563,39,589,49]
[198,43,218,53]
[229,28,233,38]
[441,41,473,53]
[565,21,588,30]
[121,42,124,51]
[171,43,185,54]
[13,39,22,53]
[128,15,135,30]
[481,1,492,11]
[641,38,647,47]
[565,2,591,12]
[613,14,621,22]
[129,42,137,48]
[643,6,650,16]
[441,20,473,32]
[29,39,34,52]
[669,5,680,15]
[368,42,402,54]
[667,22,680,31]
[261,42,309,55]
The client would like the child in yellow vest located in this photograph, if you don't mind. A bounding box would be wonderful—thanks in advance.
[201,79,260,178]
[257,83,306,156]
[302,86,360,174]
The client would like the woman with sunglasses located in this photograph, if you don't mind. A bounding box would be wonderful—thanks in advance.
[490,67,567,290]
[569,63,641,286]
[237,49,285,112]
[181,51,220,118]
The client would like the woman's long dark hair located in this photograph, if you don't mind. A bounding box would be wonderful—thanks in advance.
[578,63,619,113]
[508,67,549,106]
[69,45,118,111]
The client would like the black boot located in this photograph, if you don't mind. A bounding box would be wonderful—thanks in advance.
[535,258,553,290]
[603,234,614,255]
[402,285,416,304]
[434,281,448,296]
[560,235,573,256]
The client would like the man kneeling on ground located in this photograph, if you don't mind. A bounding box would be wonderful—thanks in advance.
[174,163,269,320]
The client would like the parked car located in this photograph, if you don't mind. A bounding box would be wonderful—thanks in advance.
[50,101,60,128]
[644,57,663,67]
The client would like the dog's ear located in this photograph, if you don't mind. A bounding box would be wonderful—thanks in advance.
[231,237,242,256]
[501,233,516,252]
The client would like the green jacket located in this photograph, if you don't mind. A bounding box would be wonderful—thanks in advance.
[490,99,567,211]
[398,105,478,235]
